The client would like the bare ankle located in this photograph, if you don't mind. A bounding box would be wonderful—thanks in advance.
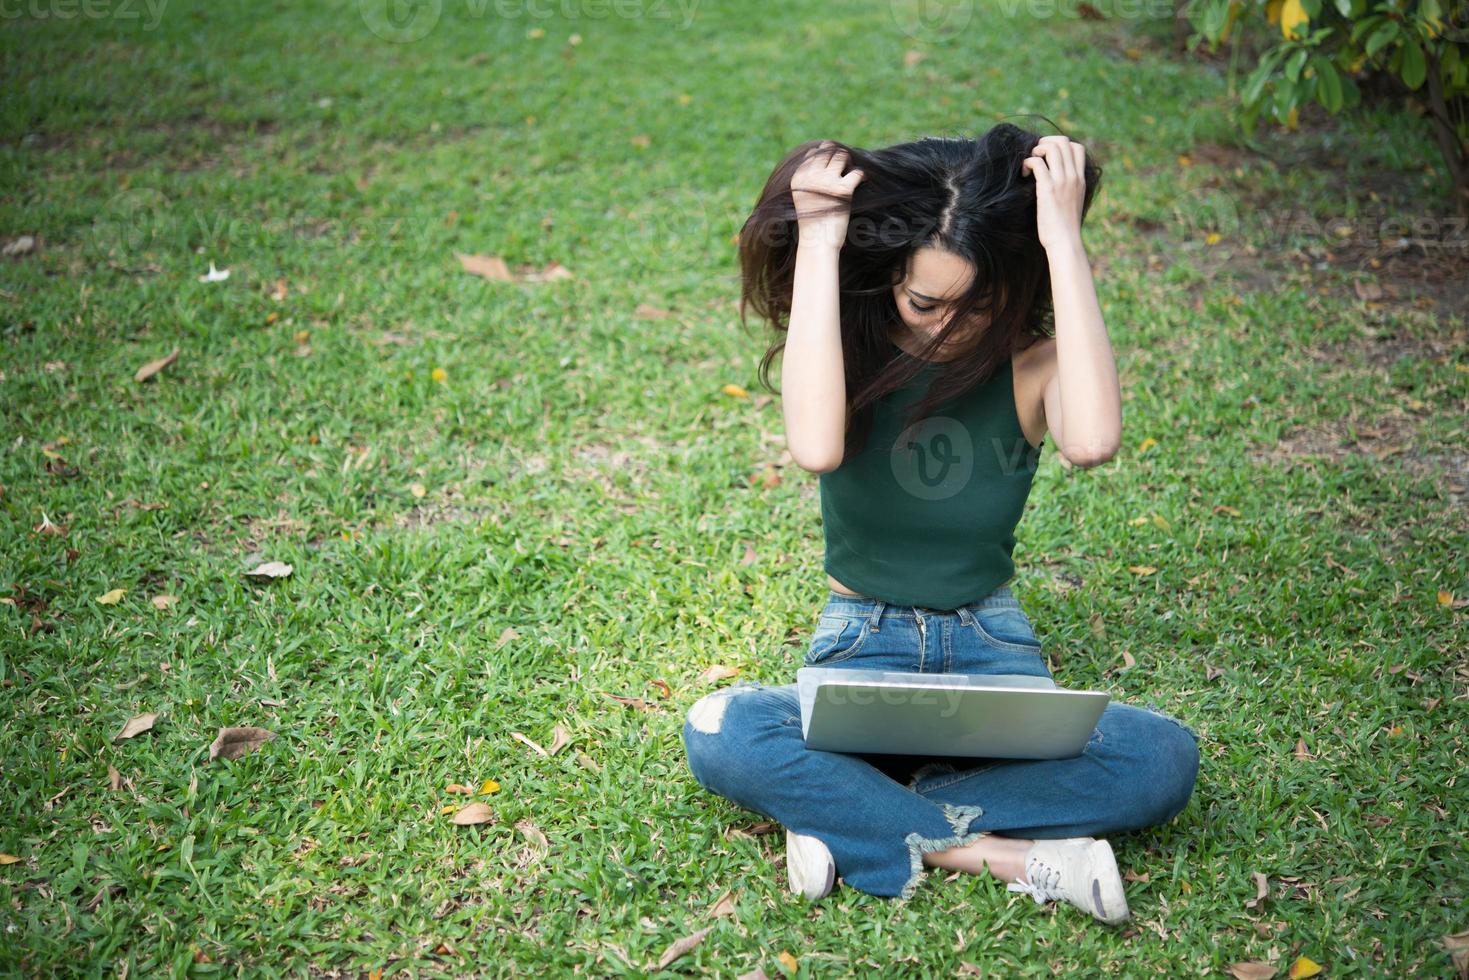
[921,833,1034,882]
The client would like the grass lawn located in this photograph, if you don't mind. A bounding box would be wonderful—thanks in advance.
[2,0,1466,975]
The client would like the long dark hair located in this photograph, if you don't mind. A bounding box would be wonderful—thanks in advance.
[738,120,1103,461]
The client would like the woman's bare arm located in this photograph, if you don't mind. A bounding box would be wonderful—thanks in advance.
[782,142,864,473]
[783,239,847,472]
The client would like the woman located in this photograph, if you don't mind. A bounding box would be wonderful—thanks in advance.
[681,124,1201,926]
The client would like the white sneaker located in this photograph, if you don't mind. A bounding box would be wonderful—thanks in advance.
[1005,837,1130,926]
[785,828,836,901]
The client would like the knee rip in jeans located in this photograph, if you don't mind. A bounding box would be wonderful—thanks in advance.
[687,687,747,735]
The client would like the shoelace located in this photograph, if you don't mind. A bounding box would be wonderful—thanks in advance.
[1005,856,1064,905]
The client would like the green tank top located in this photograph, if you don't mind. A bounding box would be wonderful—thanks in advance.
[820,356,1042,610]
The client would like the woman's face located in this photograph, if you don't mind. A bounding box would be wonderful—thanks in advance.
[891,246,988,358]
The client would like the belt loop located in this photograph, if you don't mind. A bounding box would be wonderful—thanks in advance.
[867,600,885,632]
[955,604,976,628]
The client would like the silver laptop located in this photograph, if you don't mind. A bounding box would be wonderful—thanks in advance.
[796,666,1109,759]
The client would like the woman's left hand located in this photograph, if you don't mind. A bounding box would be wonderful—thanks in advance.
[1021,135,1087,252]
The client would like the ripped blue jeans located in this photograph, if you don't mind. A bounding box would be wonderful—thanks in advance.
[681,584,1201,901]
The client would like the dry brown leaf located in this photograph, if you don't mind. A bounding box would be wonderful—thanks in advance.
[244,561,293,580]
[707,890,737,917]
[1294,738,1312,760]
[451,802,493,825]
[107,764,122,791]
[1227,962,1277,980]
[515,819,548,850]
[511,731,548,757]
[497,626,518,647]
[32,513,67,536]
[1244,871,1269,909]
[115,712,158,741]
[134,349,180,383]
[654,925,713,970]
[1121,650,1136,669]
[634,303,671,319]
[522,261,573,283]
[445,783,474,795]
[547,723,570,755]
[151,594,178,610]
[208,726,277,762]
[698,664,740,684]
[649,678,671,698]
[904,49,926,66]
[0,853,21,865]
[454,253,514,281]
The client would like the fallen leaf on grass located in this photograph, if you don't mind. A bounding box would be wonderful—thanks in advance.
[115,713,158,740]
[32,513,67,536]
[521,261,572,283]
[516,819,548,850]
[512,731,548,756]
[1227,962,1277,980]
[1288,955,1323,978]
[151,594,178,610]
[450,802,493,825]
[479,778,500,795]
[445,783,474,795]
[634,303,671,319]
[208,726,277,762]
[134,349,180,383]
[107,765,122,790]
[244,561,292,580]
[654,925,713,970]
[547,723,569,755]
[649,678,671,698]
[721,383,748,398]
[0,854,22,865]
[698,664,740,683]
[706,890,737,917]
[96,588,127,605]
[1244,871,1269,909]
[455,252,514,281]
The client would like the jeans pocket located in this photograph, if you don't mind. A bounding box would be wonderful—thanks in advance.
[969,607,1043,652]
[803,613,870,666]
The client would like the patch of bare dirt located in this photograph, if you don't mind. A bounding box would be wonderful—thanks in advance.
[1249,407,1469,517]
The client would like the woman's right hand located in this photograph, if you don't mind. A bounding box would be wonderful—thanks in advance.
[791,141,864,248]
